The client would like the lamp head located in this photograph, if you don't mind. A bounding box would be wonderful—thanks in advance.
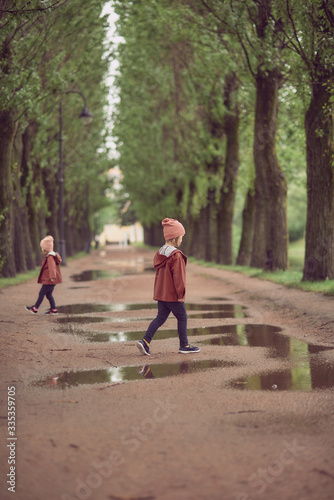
[79,106,93,125]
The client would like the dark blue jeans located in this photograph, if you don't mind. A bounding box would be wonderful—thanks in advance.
[34,284,56,310]
[143,301,188,347]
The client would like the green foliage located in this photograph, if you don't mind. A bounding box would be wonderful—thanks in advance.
[113,0,249,227]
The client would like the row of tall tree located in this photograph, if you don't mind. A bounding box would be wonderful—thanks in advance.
[113,0,334,281]
[0,0,112,277]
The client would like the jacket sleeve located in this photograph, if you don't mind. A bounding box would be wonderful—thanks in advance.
[171,253,186,301]
[47,255,57,280]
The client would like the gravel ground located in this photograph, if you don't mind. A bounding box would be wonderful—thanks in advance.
[1,245,334,500]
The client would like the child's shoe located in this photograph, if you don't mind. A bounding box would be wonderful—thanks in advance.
[44,309,58,315]
[137,339,150,356]
[25,306,38,314]
[179,344,200,354]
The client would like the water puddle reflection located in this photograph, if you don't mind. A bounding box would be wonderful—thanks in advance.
[56,322,280,344]
[57,303,157,314]
[189,304,246,319]
[69,286,90,290]
[200,324,289,355]
[50,291,334,391]
[57,317,111,324]
[199,324,334,390]
[71,267,154,281]
[199,323,331,356]
[230,357,334,391]
[57,303,244,315]
[55,303,246,324]
[36,359,237,389]
[54,324,227,342]
[70,270,120,281]
[195,324,334,391]
[208,297,228,301]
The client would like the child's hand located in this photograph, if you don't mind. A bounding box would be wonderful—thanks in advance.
[51,278,56,282]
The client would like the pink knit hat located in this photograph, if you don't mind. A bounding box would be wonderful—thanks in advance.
[40,235,54,253]
[162,218,185,240]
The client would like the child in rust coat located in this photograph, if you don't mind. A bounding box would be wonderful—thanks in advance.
[25,235,62,315]
[137,218,200,355]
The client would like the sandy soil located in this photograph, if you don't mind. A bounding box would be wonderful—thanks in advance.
[1,245,334,500]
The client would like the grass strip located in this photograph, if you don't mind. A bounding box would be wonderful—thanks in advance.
[188,258,334,296]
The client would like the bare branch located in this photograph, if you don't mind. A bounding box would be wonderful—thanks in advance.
[183,12,234,37]
[200,0,231,29]
[0,0,68,14]
[286,0,310,67]
[236,28,256,79]
[251,0,313,75]
[321,0,334,28]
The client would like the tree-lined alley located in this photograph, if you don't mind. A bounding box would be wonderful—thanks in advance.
[1,0,334,282]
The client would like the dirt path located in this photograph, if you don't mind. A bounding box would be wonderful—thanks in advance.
[1,245,334,500]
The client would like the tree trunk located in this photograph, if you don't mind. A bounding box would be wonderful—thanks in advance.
[44,161,59,246]
[21,124,47,264]
[207,191,218,262]
[251,68,288,270]
[217,72,240,264]
[15,125,37,271]
[84,183,91,253]
[236,189,255,266]
[303,78,334,281]
[182,215,196,256]
[26,167,46,265]
[189,206,209,260]
[144,222,163,246]
[0,110,16,277]
[65,209,74,256]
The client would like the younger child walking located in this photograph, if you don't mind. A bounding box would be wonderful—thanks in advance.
[137,218,200,355]
[25,235,62,315]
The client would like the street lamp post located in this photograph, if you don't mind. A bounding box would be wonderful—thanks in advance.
[58,91,93,265]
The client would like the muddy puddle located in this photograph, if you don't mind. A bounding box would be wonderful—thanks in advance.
[230,356,334,391]
[188,304,246,319]
[54,321,331,361]
[199,324,334,391]
[199,323,315,356]
[70,267,154,281]
[55,303,247,324]
[208,297,228,301]
[70,270,120,281]
[54,324,227,342]
[51,319,334,391]
[57,302,244,314]
[36,359,237,389]
[57,303,157,314]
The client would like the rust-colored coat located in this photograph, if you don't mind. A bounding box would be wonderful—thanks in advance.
[153,248,187,302]
[37,253,62,285]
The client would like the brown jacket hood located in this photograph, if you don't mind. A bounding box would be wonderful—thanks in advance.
[153,246,187,269]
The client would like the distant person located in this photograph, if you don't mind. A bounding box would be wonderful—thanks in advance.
[25,235,62,315]
[137,218,200,355]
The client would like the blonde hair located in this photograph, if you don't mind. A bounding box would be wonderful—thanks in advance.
[166,235,183,246]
